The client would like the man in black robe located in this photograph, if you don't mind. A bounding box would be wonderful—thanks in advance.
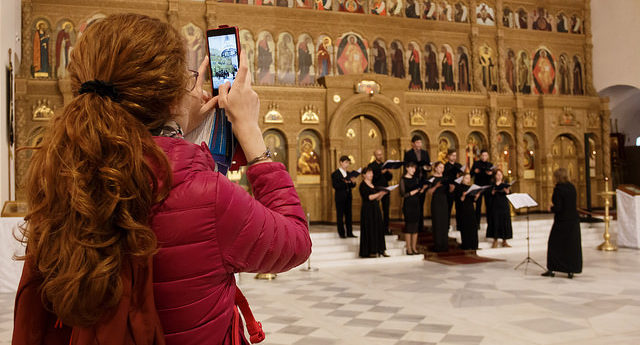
[457,48,470,91]
[391,42,405,78]
[425,45,438,90]
[298,40,312,84]
[368,149,393,235]
[373,41,388,75]
[404,135,431,232]
[331,156,357,238]
[443,150,463,225]
[470,149,493,228]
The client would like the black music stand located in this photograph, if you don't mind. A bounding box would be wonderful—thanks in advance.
[507,193,545,273]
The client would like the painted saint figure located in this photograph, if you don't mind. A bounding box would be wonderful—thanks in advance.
[423,0,436,20]
[457,47,470,91]
[388,0,403,16]
[408,43,422,89]
[32,21,51,77]
[558,55,570,95]
[405,0,420,18]
[476,3,495,25]
[182,24,205,72]
[440,46,454,91]
[505,50,516,93]
[533,49,555,94]
[317,37,332,77]
[571,14,582,34]
[298,36,314,84]
[533,8,552,31]
[424,44,438,90]
[55,22,74,78]
[573,56,583,95]
[517,8,528,29]
[556,13,569,33]
[479,45,496,91]
[277,34,295,85]
[390,41,405,78]
[372,41,388,75]
[518,51,531,93]
[257,33,275,84]
[438,1,453,21]
[454,2,468,22]
[371,0,387,15]
[337,35,368,75]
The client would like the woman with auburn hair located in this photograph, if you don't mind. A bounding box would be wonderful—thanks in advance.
[541,168,582,279]
[13,13,311,345]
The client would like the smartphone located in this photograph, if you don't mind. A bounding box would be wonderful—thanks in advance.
[203,25,246,173]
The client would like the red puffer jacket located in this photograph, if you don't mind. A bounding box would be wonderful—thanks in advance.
[150,137,312,345]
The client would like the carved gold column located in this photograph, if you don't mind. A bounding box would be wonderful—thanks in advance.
[19,0,33,77]
[495,0,511,94]
[488,97,499,162]
[205,0,218,29]
[515,109,525,183]
[583,0,597,96]
[167,0,179,29]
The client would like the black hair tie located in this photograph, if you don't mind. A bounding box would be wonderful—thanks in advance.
[79,80,121,102]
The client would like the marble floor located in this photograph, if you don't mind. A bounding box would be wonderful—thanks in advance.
[1,247,639,345]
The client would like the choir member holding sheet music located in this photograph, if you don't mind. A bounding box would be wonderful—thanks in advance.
[404,135,432,232]
[455,173,481,250]
[542,168,582,279]
[470,150,494,228]
[443,150,464,227]
[486,169,513,248]
[368,149,394,235]
[332,155,357,238]
[400,161,428,255]
[428,162,450,252]
[359,167,390,258]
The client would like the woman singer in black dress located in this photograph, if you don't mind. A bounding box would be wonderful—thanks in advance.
[400,161,428,255]
[455,173,480,250]
[428,162,450,252]
[486,169,513,248]
[359,167,390,258]
[542,168,583,278]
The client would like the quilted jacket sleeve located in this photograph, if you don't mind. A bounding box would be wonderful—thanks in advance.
[215,162,312,273]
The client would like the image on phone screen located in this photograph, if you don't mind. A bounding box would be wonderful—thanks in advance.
[208,34,239,91]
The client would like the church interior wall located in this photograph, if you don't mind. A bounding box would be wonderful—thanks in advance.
[11,0,613,222]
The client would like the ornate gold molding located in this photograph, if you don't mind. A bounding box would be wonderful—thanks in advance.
[300,105,319,124]
[264,102,283,123]
[410,107,426,126]
[440,106,455,127]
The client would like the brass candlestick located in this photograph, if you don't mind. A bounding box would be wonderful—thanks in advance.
[597,177,617,251]
[255,273,277,280]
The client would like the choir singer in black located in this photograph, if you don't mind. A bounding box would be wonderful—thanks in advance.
[403,135,431,232]
[470,150,494,229]
[542,168,582,279]
[443,149,463,226]
[368,149,393,235]
[331,155,357,238]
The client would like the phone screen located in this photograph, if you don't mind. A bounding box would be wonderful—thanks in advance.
[207,30,239,92]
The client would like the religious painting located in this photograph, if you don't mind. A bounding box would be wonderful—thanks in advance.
[437,1,453,21]
[276,0,294,7]
[263,129,288,168]
[516,8,528,29]
[456,46,470,91]
[556,13,569,33]
[371,39,388,75]
[465,132,486,169]
[55,20,76,79]
[439,44,455,91]
[558,54,570,95]
[182,23,205,72]
[336,33,368,75]
[316,35,333,77]
[32,19,51,78]
[297,34,315,85]
[240,30,256,83]
[572,56,584,95]
[339,0,365,13]
[496,132,513,174]
[297,130,322,184]
[277,33,296,85]
[390,41,405,78]
[296,0,314,8]
[407,42,422,89]
[532,48,556,95]
[423,0,437,20]
[235,0,253,4]
[256,31,276,85]
[517,50,531,94]
[255,0,274,5]
[424,43,438,90]
[571,14,583,34]
[316,0,332,10]
[387,0,403,17]
[479,44,497,92]
[503,7,514,28]
[532,8,552,31]
[437,131,457,163]
[371,0,388,15]
[505,49,516,93]
[588,137,597,177]
[475,3,495,26]
[523,132,536,179]
[454,2,469,22]
[78,13,106,38]
[405,0,421,18]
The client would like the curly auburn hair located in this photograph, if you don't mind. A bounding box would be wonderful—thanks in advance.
[20,13,189,326]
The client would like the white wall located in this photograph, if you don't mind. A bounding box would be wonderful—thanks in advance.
[0,0,22,206]
[591,0,640,92]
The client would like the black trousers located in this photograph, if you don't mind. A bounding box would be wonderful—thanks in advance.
[474,190,488,229]
[418,193,426,232]
[335,196,353,237]
[381,193,390,232]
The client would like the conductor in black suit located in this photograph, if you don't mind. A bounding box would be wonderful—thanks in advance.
[331,155,357,238]
[443,149,463,222]
[368,149,393,235]
[403,135,431,232]
[470,149,494,228]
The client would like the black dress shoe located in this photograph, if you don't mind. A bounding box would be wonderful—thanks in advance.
[339,235,347,239]
[347,234,357,238]
[380,252,390,257]
[541,271,555,277]
[568,273,574,279]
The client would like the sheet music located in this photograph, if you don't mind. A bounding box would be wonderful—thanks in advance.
[506,193,538,209]
[455,176,463,184]
[356,168,362,173]
[459,164,466,172]
[385,184,399,191]
[382,160,402,169]
[467,184,489,193]
[428,177,435,183]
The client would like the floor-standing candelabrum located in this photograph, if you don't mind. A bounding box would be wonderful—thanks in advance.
[597,177,618,251]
